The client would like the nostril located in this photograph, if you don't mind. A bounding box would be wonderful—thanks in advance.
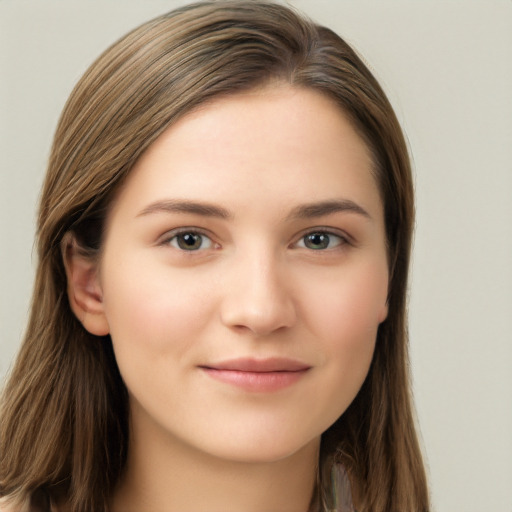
[219,290,296,336]
[218,257,297,335]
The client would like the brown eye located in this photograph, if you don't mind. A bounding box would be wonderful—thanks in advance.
[169,231,213,251]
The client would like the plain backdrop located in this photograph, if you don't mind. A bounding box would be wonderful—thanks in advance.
[1,1,511,511]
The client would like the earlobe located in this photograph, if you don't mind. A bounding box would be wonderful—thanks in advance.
[61,234,110,336]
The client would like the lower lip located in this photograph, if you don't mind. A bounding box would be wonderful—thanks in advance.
[200,368,309,392]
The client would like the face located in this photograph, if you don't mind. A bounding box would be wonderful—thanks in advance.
[93,86,389,463]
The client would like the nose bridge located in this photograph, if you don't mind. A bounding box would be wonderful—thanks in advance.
[220,242,296,335]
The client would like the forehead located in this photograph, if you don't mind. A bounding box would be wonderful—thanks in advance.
[108,85,382,223]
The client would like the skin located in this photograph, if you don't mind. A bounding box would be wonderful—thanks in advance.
[66,85,389,512]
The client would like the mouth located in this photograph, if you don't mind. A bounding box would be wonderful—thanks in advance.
[198,358,311,392]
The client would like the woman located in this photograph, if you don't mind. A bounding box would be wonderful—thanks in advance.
[0,1,429,511]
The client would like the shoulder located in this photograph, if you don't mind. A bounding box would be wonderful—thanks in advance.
[331,464,356,512]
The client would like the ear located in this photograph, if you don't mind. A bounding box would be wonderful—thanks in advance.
[378,285,390,324]
[61,233,110,336]
[378,301,389,324]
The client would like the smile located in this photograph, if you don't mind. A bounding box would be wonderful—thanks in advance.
[198,358,311,392]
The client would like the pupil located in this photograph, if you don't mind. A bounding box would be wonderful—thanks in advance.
[179,233,201,250]
[307,233,329,249]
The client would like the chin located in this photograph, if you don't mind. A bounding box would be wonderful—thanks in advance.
[195,427,321,465]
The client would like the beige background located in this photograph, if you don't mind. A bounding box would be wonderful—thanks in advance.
[1,1,511,510]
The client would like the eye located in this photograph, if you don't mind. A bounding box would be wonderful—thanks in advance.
[296,231,346,250]
[167,231,214,251]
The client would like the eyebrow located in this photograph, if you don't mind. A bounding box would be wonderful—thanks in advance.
[136,198,371,221]
[286,199,372,221]
[137,199,231,219]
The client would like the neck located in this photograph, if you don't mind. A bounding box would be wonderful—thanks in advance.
[110,410,319,512]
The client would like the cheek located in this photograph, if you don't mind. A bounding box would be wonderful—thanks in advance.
[298,261,387,423]
[304,259,388,346]
[100,258,217,366]
[316,282,379,387]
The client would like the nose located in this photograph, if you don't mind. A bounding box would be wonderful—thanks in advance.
[219,251,297,336]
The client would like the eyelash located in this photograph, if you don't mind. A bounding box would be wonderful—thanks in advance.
[160,228,351,252]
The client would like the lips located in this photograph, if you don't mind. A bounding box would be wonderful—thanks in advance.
[198,358,311,392]
[202,357,310,373]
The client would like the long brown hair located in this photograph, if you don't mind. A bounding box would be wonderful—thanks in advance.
[0,2,429,510]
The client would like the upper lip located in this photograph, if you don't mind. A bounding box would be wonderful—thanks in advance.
[199,358,311,373]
